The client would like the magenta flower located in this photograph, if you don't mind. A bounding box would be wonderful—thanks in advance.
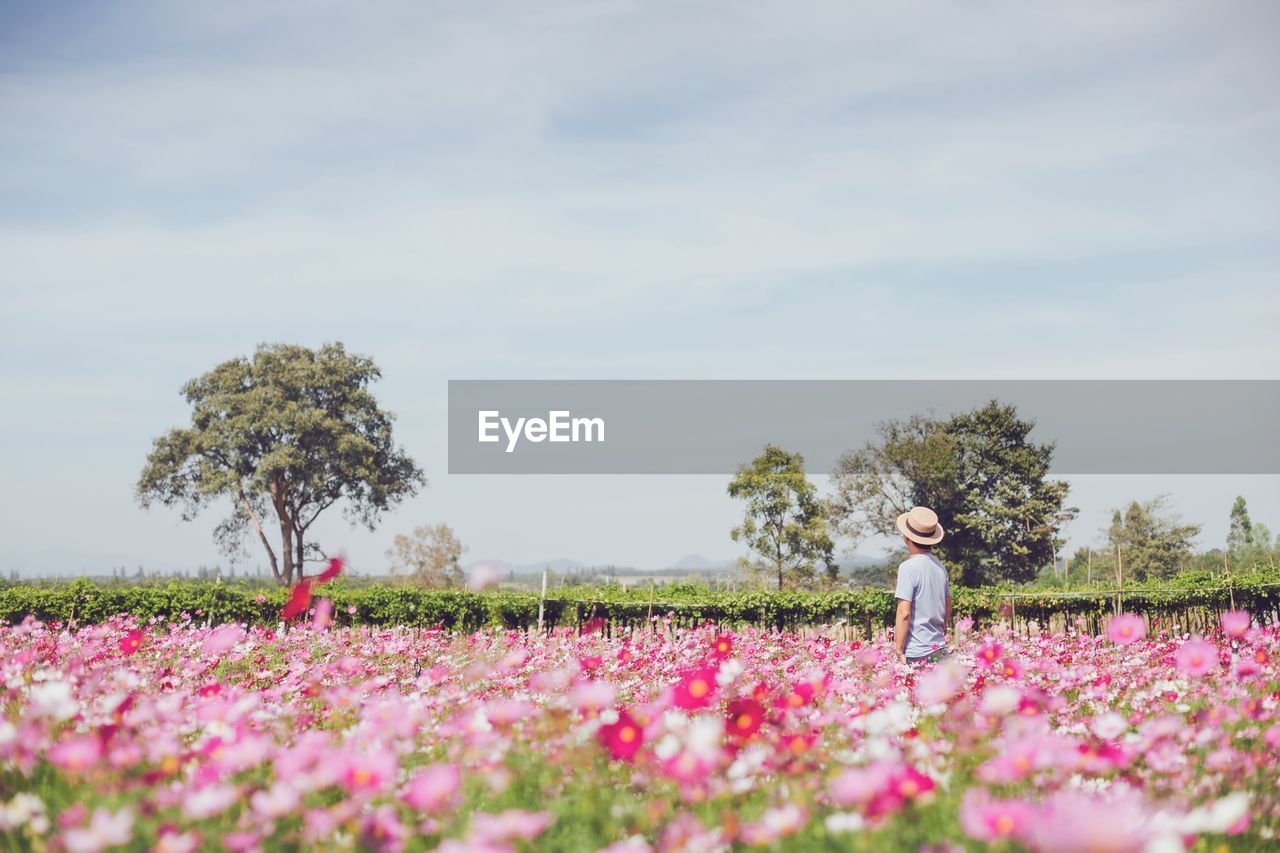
[118,629,144,655]
[672,667,717,710]
[598,709,645,762]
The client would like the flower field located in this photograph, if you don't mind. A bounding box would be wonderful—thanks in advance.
[2,606,1278,851]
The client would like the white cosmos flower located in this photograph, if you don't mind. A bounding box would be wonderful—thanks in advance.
[29,680,77,721]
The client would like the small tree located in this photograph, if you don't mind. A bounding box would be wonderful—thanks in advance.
[728,444,835,590]
[137,342,425,586]
[386,524,467,588]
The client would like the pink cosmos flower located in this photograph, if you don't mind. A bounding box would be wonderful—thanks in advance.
[339,748,398,796]
[914,660,966,705]
[202,624,245,655]
[570,680,617,713]
[975,641,1003,668]
[118,629,144,655]
[49,735,103,772]
[661,750,713,784]
[725,697,766,740]
[1220,610,1251,639]
[61,807,133,853]
[155,827,201,853]
[359,803,410,852]
[182,784,239,820]
[739,804,807,845]
[312,598,334,631]
[1107,613,1146,645]
[598,709,644,762]
[1175,636,1219,677]
[250,783,301,819]
[672,667,717,710]
[959,789,1035,843]
[401,763,462,813]
[468,809,553,843]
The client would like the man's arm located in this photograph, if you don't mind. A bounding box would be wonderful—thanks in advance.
[894,598,911,663]
[945,595,953,631]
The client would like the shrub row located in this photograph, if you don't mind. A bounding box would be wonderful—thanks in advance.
[3,571,1279,634]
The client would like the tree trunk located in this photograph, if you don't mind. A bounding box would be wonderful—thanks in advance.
[239,490,281,584]
[270,477,296,586]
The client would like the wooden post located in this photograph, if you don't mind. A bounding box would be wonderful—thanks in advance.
[1087,548,1092,587]
[1225,553,1235,611]
[537,570,547,633]
[1116,546,1124,614]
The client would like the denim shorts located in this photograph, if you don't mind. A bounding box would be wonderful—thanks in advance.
[907,648,949,666]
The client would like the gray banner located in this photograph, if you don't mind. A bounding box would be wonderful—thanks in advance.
[447,380,1279,474]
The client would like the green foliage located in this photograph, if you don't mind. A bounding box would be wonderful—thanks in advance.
[831,401,1076,587]
[728,444,835,590]
[5,569,1279,634]
[137,342,424,586]
[1106,495,1201,581]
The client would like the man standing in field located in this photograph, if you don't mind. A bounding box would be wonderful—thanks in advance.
[893,506,952,665]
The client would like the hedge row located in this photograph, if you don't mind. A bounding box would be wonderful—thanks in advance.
[3,572,1279,634]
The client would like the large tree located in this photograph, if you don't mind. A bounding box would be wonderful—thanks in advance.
[829,401,1076,586]
[1106,495,1200,581]
[137,342,424,586]
[728,444,835,590]
[386,523,467,588]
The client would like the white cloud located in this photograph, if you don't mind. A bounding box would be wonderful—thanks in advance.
[1,0,1277,570]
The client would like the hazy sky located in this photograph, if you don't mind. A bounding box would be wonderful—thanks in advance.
[1,1,1278,576]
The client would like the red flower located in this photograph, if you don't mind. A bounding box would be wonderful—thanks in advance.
[711,634,734,659]
[314,556,345,583]
[598,709,644,761]
[119,629,144,655]
[779,731,817,759]
[673,667,717,710]
[725,698,765,739]
[281,581,313,620]
[579,656,603,673]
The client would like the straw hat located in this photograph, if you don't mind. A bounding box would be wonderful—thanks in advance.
[896,506,945,546]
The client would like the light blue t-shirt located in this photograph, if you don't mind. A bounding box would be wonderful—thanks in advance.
[894,553,951,658]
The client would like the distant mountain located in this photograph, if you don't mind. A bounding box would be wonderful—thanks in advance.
[668,554,734,570]
[464,558,590,575]
[462,553,888,577]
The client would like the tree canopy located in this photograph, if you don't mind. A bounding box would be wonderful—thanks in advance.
[829,401,1076,587]
[137,342,424,586]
